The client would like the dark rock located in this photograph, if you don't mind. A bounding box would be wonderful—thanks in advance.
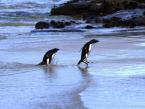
[134,16,145,26]
[102,16,145,28]
[103,17,122,28]
[50,20,56,26]
[70,20,76,24]
[51,0,93,16]
[65,21,71,26]
[100,1,117,14]
[50,0,145,17]
[50,20,67,28]
[50,20,77,28]
[85,16,101,24]
[50,21,65,28]
[35,21,49,29]
[143,11,145,15]
[45,0,145,29]
[138,3,145,9]
[85,16,95,23]
[35,20,79,29]
[123,1,138,9]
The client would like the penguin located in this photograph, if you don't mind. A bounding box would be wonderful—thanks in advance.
[77,39,99,66]
[38,48,59,65]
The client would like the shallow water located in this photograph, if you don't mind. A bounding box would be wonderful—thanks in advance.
[1,0,145,109]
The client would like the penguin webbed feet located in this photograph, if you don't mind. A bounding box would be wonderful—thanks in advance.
[84,61,88,66]
[77,60,88,66]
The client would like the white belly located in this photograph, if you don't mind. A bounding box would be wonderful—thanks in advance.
[89,44,92,52]
[47,54,55,64]
[47,58,49,64]
[85,53,88,58]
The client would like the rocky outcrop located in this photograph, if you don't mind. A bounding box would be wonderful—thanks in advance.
[35,20,76,29]
[35,21,50,29]
[51,0,145,16]
[51,0,94,16]
[50,0,145,28]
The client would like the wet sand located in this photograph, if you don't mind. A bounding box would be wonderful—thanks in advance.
[0,27,145,109]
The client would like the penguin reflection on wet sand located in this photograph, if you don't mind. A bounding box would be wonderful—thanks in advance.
[38,48,59,65]
[77,39,99,66]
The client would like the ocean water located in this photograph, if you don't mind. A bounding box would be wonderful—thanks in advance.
[1,0,145,109]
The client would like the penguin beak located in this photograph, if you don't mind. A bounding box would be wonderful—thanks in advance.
[91,39,99,43]
[56,48,60,51]
[94,40,99,43]
[96,40,99,43]
[54,48,59,52]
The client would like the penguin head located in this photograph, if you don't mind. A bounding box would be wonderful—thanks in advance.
[52,48,59,53]
[89,39,99,44]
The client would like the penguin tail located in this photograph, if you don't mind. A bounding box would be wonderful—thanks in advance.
[38,61,45,65]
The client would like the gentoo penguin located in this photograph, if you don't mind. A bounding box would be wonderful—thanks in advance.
[38,48,59,65]
[77,39,99,66]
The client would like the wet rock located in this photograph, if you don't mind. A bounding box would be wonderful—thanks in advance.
[70,20,76,24]
[103,16,145,28]
[50,20,77,28]
[51,21,65,28]
[50,20,56,26]
[103,17,123,28]
[85,16,101,24]
[64,21,71,26]
[44,0,145,29]
[134,16,145,26]
[35,20,78,29]
[51,0,121,17]
[50,0,145,19]
[143,11,145,15]
[88,2,103,12]
[35,21,49,29]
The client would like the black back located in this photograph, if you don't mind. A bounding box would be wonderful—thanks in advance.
[38,48,59,65]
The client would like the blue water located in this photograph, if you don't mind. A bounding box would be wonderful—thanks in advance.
[0,0,70,24]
